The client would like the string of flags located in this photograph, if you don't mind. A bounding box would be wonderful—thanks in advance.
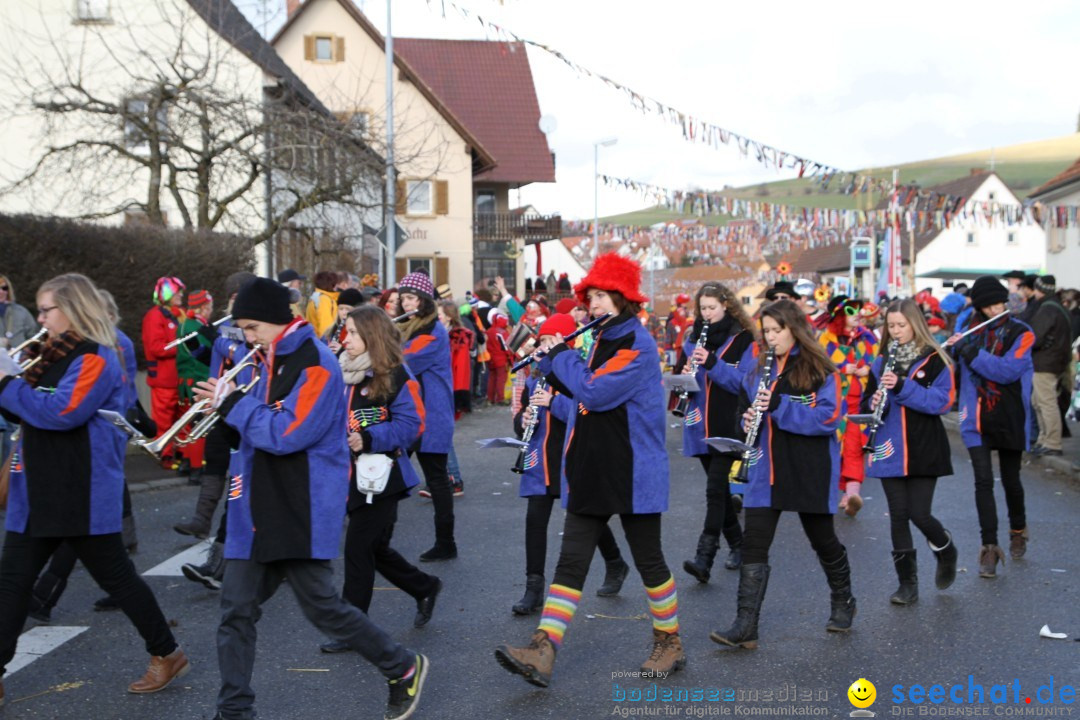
[598,174,1080,232]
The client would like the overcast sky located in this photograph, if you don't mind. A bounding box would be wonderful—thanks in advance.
[241,0,1080,221]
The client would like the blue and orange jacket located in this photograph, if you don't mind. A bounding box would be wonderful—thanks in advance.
[513,374,575,498]
[539,311,668,515]
[955,316,1034,451]
[218,321,349,562]
[679,328,757,458]
[0,340,126,536]
[116,328,138,411]
[862,349,955,479]
[345,364,425,512]
[738,347,842,514]
[402,318,454,455]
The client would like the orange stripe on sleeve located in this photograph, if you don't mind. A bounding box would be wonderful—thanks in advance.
[1013,331,1034,359]
[284,366,330,436]
[826,372,842,424]
[61,354,106,415]
[404,334,436,356]
[406,379,426,435]
[592,349,640,379]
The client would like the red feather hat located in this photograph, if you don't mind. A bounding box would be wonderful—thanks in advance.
[574,253,648,304]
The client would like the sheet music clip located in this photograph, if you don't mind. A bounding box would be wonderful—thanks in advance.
[705,437,752,454]
[662,374,699,393]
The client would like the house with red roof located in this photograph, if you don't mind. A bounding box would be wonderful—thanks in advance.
[1029,157,1080,288]
[273,0,558,296]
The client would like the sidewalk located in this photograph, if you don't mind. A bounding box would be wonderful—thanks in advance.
[125,452,191,493]
[942,413,1080,481]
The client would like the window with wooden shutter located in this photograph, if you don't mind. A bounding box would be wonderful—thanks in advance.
[303,35,315,60]
[435,257,449,286]
[395,180,407,215]
[435,180,449,215]
[334,36,345,62]
[395,258,407,281]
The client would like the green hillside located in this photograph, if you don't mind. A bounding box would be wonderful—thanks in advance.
[598,206,732,227]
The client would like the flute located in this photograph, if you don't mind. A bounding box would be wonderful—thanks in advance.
[511,313,611,372]
[165,315,232,350]
[393,310,418,323]
[945,311,1009,346]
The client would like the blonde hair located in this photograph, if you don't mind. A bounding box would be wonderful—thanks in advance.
[37,273,117,349]
[0,274,15,302]
[98,289,121,325]
[881,299,953,368]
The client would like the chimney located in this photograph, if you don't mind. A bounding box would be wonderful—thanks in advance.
[287,0,301,16]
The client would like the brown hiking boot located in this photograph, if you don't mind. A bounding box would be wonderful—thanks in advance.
[127,648,191,694]
[1008,529,1028,559]
[978,544,1006,579]
[640,629,686,676]
[494,630,556,688]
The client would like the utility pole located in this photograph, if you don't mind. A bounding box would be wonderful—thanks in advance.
[384,0,397,286]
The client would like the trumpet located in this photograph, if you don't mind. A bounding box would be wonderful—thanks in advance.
[132,346,261,459]
[164,315,232,350]
[8,328,48,373]
[863,340,898,454]
[512,379,546,474]
[733,348,775,484]
[673,321,709,418]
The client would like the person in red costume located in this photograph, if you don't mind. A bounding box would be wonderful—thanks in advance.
[141,276,186,470]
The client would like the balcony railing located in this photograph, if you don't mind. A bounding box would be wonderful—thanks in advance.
[473,213,562,254]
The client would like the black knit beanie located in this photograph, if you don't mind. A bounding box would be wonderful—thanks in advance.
[969,276,1008,311]
[231,277,294,325]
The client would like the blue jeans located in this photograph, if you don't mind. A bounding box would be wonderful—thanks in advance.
[446,445,463,483]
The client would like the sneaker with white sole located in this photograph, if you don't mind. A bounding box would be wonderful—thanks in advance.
[385,653,429,720]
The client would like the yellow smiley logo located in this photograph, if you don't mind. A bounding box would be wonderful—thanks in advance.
[848,678,876,708]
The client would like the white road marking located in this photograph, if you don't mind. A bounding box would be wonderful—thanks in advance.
[142,542,207,576]
[7,626,89,675]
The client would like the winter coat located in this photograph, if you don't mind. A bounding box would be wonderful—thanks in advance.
[0,340,126,536]
[485,326,512,369]
[345,364,424,512]
[305,288,339,340]
[448,326,473,414]
[955,316,1034,451]
[737,348,842,514]
[402,318,454,454]
[539,312,668,515]
[176,315,213,400]
[116,329,138,411]
[862,349,954,479]
[676,319,757,458]
[0,302,38,350]
[218,321,349,562]
[141,305,181,389]
[513,374,574,498]
[1029,298,1072,374]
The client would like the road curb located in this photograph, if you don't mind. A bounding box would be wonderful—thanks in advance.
[127,476,191,494]
[942,415,1080,482]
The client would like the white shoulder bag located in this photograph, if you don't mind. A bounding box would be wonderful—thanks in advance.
[355,454,395,504]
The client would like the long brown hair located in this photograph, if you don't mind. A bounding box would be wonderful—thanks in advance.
[759,300,835,391]
[347,305,405,401]
[695,282,756,335]
[881,299,953,368]
[437,299,464,329]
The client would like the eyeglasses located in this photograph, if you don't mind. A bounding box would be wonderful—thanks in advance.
[773,294,792,301]
[843,305,859,317]
[37,305,59,317]
[0,286,9,291]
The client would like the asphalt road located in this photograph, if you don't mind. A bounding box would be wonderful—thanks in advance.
[2,404,1077,719]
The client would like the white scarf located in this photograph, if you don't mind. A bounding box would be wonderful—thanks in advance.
[339,350,372,385]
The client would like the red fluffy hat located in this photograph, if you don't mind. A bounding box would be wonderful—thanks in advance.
[574,253,648,304]
[538,313,577,340]
[555,298,580,314]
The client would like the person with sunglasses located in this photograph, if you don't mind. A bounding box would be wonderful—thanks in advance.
[818,296,878,517]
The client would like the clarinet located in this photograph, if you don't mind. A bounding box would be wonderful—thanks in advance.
[672,321,709,418]
[733,348,775,483]
[863,340,899,454]
[512,379,547,474]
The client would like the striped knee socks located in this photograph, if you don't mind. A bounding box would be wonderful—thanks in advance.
[646,576,679,634]
[536,584,581,649]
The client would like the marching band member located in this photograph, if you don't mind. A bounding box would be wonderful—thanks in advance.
[948,276,1035,579]
[175,289,215,480]
[496,254,684,687]
[142,275,186,470]
[396,272,458,561]
[818,295,878,516]
[711,300,853,650]
[194,278,427,720]
[677,283,756,583]
[863,299,957,605]
[510,313,628,616]
[319,305,442,655]
[0,273,189,702]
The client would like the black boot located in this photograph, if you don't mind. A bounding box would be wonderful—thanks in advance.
[724,542,743,571]
[710,563,770,649]
[174,474,224,538]
[889,550,918,605]
[683,534,720,584]
[512,574,545,616]
[182,541,225,590]
[820,550,856,632]
[930,532,958,590]
[596,558,629,597]
[29,572,68,623]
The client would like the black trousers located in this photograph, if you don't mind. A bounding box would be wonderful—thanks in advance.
[524,495,622,577]
[741,507,844,566]
[0,531,177,676]
[343,496,438,614]
[696,455,744,545]
[416,452,455,548]
[552,512,670,590]
[968,445,1025,546]
[880,477,949,550]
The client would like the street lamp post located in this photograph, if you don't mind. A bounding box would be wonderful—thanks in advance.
[593,137,617,265]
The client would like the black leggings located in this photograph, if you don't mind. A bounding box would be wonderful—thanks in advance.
[416,452,455,547]
[880,477,949,550]
[552,512,670,590]
[524,495,621,577]
[968,446,1025,546]
[741,507,844,566]
[697,455,744,545]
